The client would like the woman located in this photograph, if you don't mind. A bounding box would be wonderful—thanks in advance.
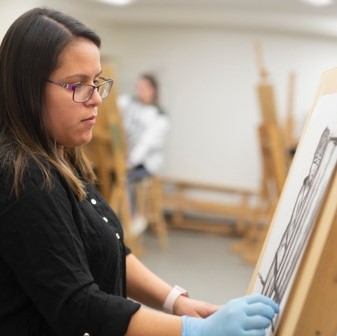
[118,74,170,217]
[118,73,169,181]
[0,7,279,336]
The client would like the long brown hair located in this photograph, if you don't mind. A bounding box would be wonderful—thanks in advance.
[0,7,100,199]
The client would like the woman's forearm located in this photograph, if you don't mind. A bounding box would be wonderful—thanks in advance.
[125,307,182,336]
[126,253,172,310]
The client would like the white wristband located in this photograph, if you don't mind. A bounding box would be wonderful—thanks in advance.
[163,285,188,314]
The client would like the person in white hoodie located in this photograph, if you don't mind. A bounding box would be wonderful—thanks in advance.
[118,74,170,216]
[118,73,170,181]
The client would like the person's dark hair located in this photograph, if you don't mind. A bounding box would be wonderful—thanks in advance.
[0,7,101,199]
[140,73,159,105]
[139,73,166,114]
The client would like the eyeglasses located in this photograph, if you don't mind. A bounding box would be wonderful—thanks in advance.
[47,76,113,103]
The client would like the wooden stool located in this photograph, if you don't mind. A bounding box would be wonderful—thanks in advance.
[135,176,168,249]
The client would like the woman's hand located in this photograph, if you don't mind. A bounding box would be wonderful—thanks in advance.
[173,295,220,318]
[181,294,279,336]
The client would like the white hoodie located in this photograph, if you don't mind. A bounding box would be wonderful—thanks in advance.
[118,94,170,174]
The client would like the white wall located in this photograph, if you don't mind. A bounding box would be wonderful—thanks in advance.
[0,1,42,41]
[96,25,337,190]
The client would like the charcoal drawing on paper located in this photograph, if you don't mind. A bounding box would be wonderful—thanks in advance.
[250,93,337,336]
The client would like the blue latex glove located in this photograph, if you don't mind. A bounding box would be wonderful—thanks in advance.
[182,294,279,336]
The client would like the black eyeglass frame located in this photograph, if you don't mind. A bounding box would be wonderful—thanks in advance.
[47,76,114,103]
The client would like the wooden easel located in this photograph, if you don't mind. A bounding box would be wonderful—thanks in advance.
[256,41,297,160]
[284,71,297,151]
[234,123,288,263]
[248,66,337,335]
[232,42,290,264]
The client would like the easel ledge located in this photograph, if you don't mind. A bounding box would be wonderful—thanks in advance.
[248,67,337,335]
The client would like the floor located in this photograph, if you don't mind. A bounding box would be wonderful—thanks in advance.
[138,228,256,305]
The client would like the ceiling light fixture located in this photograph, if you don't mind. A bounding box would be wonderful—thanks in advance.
[299,0,335,6]
[97,0,136,6]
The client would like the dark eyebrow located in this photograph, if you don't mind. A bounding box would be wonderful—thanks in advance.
[63,70,103,81]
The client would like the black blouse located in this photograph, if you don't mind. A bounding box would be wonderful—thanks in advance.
[0,165,141,336]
